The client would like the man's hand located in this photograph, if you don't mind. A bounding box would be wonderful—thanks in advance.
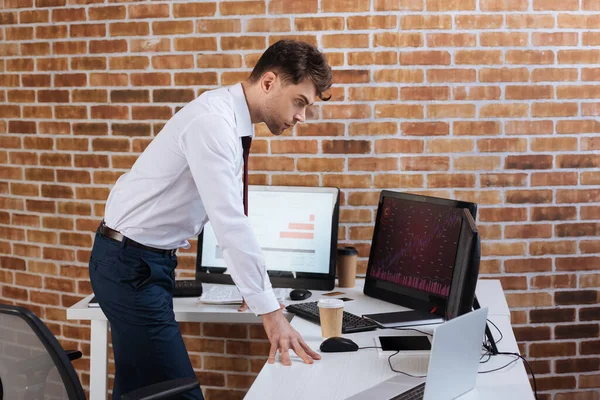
[261,308,322,366]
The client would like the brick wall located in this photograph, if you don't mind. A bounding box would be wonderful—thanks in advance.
[0,0,599,399]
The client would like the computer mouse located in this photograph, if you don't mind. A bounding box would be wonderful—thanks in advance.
[320,337,359,353]
[289,288,312,301]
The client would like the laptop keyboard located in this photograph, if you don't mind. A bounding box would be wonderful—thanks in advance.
[392,382,425,400]
[285,301,378,333]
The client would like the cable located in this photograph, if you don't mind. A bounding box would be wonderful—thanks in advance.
[387,350,427,378]
[356,346,427,377]
[487,318,503,345]
[477,321,538,400]
[391,327,433,336]
[495,352,538,400]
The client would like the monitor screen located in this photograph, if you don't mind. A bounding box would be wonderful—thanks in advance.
[196,185,339,290]
[364,190,477,317]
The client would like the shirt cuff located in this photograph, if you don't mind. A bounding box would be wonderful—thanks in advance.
[244,289,281,316]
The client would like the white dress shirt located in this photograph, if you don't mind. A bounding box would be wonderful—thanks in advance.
[104,83,280,316]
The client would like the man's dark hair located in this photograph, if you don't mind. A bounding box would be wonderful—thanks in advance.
[249,40,333,101]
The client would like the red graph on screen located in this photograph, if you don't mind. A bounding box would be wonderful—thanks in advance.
[369,197,462,298]
[280,216,315,240]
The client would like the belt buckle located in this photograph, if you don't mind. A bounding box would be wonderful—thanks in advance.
[170,249,176,256]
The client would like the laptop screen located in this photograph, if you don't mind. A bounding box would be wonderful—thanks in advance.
[196,185,340,290]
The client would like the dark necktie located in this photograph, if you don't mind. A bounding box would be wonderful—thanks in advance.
[241,136,252,216]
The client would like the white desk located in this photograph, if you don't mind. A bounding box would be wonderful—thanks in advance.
[66,280,531,400]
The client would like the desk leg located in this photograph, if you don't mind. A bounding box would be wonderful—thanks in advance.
[89,319,109,400]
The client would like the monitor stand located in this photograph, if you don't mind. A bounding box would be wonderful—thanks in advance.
[473,295,499,355]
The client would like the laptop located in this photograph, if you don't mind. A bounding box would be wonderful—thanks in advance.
[346,306,489,400]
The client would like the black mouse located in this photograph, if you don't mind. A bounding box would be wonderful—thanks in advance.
[320,337,359,353]
[289,288,312,301]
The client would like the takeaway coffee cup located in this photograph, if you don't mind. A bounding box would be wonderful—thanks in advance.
[318,298,344,338]
[337,246,358,288]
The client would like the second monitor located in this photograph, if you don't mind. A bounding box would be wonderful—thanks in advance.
[363,190,479,320]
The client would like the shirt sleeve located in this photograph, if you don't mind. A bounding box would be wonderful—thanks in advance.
[179,115,280,316]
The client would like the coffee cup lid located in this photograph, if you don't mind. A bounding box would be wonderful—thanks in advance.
[317,299,344,308]
[337,246,358,256]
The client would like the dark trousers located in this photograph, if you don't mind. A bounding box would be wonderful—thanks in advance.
[88,231,204,400]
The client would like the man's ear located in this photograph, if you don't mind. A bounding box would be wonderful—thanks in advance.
[260,71,277,94]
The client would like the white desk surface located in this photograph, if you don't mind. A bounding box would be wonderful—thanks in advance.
[66,279,527,400]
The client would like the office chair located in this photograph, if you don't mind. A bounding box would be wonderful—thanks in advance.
[0,303,200,400]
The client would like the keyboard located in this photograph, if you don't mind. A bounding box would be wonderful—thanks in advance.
[173,279,203,297]
[285,301,378,334]
[392,383,425,400]
[199,285,286,304]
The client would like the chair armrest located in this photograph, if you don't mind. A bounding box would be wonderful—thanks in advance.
[121,378,200,400]
[64,349,83,361]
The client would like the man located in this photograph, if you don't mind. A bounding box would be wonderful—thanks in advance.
[88,39,333,399]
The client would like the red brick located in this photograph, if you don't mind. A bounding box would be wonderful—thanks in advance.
[400,51,450,65]
[346,15,395,30]
[530,241,577,256]
[559,50,600,64]
[531,172,578,187]
[323,105,371,119]
[374,174,423,188]
[402,122,448,136]
[479,68,529,82]
[556,256,600,271]
[506,155,553,170]
[401,87,449,101]
[322,0,369,12]
[349,87,398,101]
[456,14,503,29]
[505,292,553,308]
[374,69,424,83]
[481,103,529,118]
[456,50,502,65]
[401,15,452,29]
[532,206,577,221]
[426,138,473,153]
[558,155,600,169]
[455,190,501,205]
[557,189,600,204]
[482,242,526,256]
[373,0,424,11]
[506,85,553,100]
[375,104,423,119]
[348,51,397,66]
[480,0,527,10]
[428,32,477,48]
[505,258,552,273]
[348,122,396,137]
[427,174,475,188]
[402,156,449,171]
[507,50,555,64]
[531,275,577,290]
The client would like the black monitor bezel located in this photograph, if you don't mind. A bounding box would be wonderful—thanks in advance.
[194,185,340,291]
[363,190,477,318]
[445,208,480,320]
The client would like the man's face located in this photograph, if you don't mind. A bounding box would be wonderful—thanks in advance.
[262,74,316,136]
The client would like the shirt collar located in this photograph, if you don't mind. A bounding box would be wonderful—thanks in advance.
[228,83,254,139]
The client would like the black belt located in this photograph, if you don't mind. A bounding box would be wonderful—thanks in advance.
[98,221,176,256]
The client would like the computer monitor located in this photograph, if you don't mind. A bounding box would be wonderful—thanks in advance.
[445,208,480,321]
[195,185,340,290]
[363,190,477,318]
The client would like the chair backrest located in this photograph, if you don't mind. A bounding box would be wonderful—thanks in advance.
[0,303,86,400]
